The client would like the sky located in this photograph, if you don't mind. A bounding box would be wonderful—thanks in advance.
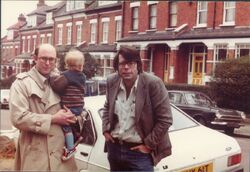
[1,0,61,38]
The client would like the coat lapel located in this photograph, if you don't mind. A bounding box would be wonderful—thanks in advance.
[135,73,146,123]
[109,75,121,117]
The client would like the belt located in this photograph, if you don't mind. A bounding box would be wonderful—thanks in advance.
[113,138,142,148]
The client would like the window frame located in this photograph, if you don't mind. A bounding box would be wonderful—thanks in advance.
[131,7,139,31]
[67,26,72,45]
[223,2,235,25]
[76,24,82,45]
[169,2,177,28]
[196,1,207,27]
[102,21,109,43]
[149,4,157,29]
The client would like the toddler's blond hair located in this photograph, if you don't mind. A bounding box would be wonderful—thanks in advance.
[64,50,84,71]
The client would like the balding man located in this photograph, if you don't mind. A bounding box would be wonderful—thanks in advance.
[9,44,78,171]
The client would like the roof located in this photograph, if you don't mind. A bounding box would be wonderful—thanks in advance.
[27,5,49,16]
[177,27,250,39]
[7,21,26,30]
[45,1,65,12]
[79,44,117,52]
[85,1,122,14]
[119,27,250,42]
[119,31,176,42]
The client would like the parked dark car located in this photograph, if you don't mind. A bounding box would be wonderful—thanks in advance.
[168,90,246,134]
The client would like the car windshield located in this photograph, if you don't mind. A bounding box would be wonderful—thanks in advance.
[184,93,212,106]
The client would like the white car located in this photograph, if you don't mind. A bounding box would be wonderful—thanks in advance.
[1,96,243,172]
[0,89,10,109]
[74,96,243,172]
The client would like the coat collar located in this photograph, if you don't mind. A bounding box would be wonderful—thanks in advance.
[27,66,48,91]
[109,72,147,123]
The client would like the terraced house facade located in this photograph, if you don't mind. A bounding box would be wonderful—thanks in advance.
[1,1,250,85]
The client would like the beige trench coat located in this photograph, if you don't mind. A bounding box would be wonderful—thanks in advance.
[9,67,77,171]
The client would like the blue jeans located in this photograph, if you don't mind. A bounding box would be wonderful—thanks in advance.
[62,106,83,149]
[107,141,153,172]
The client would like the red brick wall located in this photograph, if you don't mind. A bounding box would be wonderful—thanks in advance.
[152,44,166,79]
[236,2,250,26]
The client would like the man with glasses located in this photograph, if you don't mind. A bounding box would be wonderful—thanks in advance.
[9,44,78,171]
[102,46,173,171]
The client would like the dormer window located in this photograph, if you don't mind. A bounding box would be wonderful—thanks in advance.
[46,12,53,24]
[28,16,36,27]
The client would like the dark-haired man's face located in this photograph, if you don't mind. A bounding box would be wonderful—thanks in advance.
[118,54,138,82]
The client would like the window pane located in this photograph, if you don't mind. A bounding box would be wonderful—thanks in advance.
[170,2,177,27]
[225,9,235,22]
[132,7,139,30]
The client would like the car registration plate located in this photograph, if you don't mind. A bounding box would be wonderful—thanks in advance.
[181,163,213,172]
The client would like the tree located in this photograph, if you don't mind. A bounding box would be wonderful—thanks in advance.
[82,52,99,79]
[209,56,250,113]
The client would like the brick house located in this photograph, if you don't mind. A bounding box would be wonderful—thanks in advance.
[53,0,122,79]
[1,1,250,85]
[1,14,26,79]
[16,0,64,74]
[118,1,250,85]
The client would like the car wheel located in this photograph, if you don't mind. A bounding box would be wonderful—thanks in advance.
[225,128,234,135]
[195,117,207,126]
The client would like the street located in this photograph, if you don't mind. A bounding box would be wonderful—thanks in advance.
[234,124,250,172]
[1,108,250,171]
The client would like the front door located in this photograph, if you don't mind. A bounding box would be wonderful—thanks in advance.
[192,56,203,85]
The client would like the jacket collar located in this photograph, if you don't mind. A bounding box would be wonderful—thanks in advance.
[27,67,48,91]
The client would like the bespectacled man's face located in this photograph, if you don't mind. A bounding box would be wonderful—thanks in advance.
[34,47,56,77]
[118,54,138,82]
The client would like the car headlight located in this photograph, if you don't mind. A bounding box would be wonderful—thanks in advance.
[237,111,246,120]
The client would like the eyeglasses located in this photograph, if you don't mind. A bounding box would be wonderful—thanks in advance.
[118,61,136,68]
[38,56,56,63]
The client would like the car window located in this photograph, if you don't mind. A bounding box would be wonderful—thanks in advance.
[79,110,97,146]
[169,106,198,131]
[168,92,185,104]
[199,94,212,106]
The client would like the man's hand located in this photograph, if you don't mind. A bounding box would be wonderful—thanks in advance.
[130,144,152,153]
[51,106,77,125]
[103,132,115,143]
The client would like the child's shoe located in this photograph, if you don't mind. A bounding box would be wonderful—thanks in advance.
[62,147,76,161]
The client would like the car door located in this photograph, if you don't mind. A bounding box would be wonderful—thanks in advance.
[75,109,97,170]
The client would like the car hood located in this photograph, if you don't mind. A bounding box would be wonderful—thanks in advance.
[156,125,241,171]
[214,107,242,116]
[182,104,243,118]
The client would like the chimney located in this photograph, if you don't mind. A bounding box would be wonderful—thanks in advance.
[37,0,45,8]
[18,13,26,22]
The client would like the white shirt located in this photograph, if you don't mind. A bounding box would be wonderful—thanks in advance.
[111,76,142,143]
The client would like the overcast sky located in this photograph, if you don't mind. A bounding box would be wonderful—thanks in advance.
[1,0,61,38]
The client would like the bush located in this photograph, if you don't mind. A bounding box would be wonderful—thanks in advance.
[209,56,250,113]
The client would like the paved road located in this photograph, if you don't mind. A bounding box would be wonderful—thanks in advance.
[234,124,250,172]
[1,109,250,171]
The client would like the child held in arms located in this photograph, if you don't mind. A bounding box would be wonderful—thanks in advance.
[50,49,86,161]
